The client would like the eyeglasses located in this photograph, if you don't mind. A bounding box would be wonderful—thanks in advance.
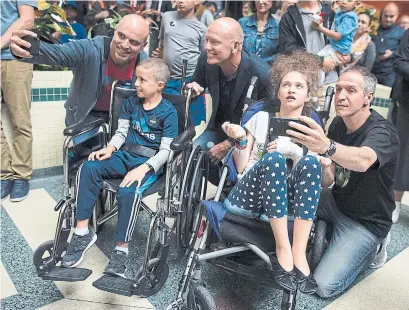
[117,31,145,47]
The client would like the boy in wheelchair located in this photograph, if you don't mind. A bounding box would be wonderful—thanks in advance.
[61,58,178,277]
[219,51,331,294]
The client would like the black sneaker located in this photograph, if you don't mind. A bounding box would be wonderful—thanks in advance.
[104,250,128,278]
[61,228,97,268]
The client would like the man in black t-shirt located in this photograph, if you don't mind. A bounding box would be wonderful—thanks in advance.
[286,67,400,298]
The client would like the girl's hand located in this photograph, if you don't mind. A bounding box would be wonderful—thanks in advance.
[316,155,332,169]
[266,141,277,153]
[222,122,246,140]
[275,138,303,160]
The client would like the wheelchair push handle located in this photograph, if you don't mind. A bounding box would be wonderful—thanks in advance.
[180,59,188,95]
[321,86,334,124]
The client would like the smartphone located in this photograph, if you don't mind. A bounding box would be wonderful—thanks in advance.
[268,117,308,137]
[22,35,40,56]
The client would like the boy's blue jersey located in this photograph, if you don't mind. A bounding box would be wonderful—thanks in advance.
[120,95,178,150]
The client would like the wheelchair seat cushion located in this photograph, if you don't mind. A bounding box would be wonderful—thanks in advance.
[101,174,165,197]
[203,200,294,253]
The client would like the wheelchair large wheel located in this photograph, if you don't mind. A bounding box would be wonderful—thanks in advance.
[33,240,55,269]
[135,258,169,297]
[187,286,216,310]
[184,150,208,249]
[177,146,208,248]
[311,220,327,271]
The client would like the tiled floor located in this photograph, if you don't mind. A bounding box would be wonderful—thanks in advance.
[1,174,409,310]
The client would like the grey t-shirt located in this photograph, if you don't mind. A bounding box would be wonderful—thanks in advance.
[160,11,207,79]
[298,6,338,84]
[298,7,325,55]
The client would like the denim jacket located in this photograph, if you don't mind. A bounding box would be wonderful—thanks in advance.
[239,14,280,64]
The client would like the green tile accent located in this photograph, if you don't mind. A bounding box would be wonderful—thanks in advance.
[40,89,46,95]
[32,96,40,102]
[61,94,68,100]
[61,88,68,94]
[55,95,61,101]
[40,95,47,101]
[54,88,61,94]
[46,88,54,94]
[32,89,39,95]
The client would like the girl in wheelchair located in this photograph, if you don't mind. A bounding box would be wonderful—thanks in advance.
[221,51,330,294]
[61,58,178,277]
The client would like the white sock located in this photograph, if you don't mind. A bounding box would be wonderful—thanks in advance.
[115,246,129,255]
[75,227,89,236]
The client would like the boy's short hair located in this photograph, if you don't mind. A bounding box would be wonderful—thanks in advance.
[137,58,170,84]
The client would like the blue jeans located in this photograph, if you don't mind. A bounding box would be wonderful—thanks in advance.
[313,189,380,298]
[193,130,227,185]
[164,77,206,126]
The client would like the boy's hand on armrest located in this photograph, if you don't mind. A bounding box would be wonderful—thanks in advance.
[120,164,151,188]
[88,145,116,161]
[10,29,37,58]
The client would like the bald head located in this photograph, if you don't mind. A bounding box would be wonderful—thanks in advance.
[382,3,399,28]
[209,17,244,42]
[110,14,149,67]
[117,14,149,41]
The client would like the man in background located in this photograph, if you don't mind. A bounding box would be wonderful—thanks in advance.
[1,0,37,202]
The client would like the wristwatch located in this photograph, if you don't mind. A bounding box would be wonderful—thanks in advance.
[326,139,337,157]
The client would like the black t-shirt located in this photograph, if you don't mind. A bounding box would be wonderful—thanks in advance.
[329,110,400,238]
[214,71,236,133]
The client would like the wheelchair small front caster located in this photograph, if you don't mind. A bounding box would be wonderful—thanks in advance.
[187,286,216,310]
[135,258,170,297]
[33,240,56,271]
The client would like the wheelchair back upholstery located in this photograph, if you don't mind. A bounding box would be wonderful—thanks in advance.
[109,81,135,139]
[109,81,188,137]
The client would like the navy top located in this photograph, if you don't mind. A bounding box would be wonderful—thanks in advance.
[120,96,178,150]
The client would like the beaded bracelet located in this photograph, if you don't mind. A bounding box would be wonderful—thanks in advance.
[234,138,247,153]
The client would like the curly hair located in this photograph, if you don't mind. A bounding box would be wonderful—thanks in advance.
[270,50,322,101]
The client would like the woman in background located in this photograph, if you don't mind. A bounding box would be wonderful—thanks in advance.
[239,0,279,64]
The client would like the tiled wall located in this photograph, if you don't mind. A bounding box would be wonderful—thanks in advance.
[1,71,72,170]
[1,70,393,171]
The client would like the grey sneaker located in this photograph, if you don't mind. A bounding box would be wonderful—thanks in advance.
[61,228,97,268]
[370,232,391,269]
[104,250,128,278]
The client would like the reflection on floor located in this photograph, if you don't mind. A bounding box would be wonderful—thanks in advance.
[1,173,409,310]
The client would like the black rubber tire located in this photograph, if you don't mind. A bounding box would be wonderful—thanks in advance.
[311,220,327,271]
[177,146,203,248]
[187,286,217,310]
[135,258,169,297]
[33,240,55,269]
[185,151,208,249]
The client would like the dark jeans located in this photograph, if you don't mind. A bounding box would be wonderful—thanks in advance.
[314,189,380,298]
[193,129,227,186]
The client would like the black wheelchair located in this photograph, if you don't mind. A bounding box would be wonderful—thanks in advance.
[165,86,335,310]
[32,79,208,298]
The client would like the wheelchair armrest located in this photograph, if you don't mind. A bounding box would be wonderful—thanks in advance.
[171,126,196,152]
[63,117,105,137]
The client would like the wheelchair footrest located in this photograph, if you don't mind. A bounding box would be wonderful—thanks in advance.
[92,275,136,296]
[41,266,92,282]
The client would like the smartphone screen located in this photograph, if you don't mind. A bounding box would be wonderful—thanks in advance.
[268,117,307,137]
[22,35,40,56]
